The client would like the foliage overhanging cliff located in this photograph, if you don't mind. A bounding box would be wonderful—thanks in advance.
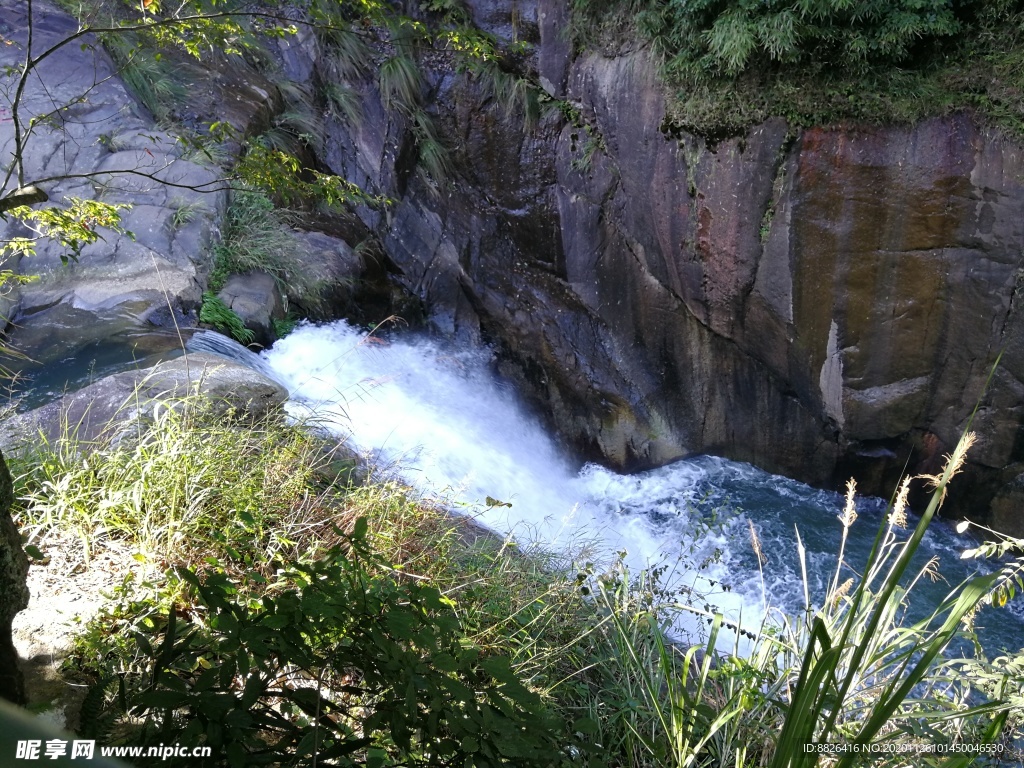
[571,0,1024,141]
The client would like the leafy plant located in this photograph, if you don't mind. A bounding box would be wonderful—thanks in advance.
[573,0,1024,138]
[199,292,255,345]
[0,198,134,264]
[636,0,963,80]
[80,521,566,768]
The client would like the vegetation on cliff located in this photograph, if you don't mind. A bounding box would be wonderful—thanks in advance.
[573,0,1024,139]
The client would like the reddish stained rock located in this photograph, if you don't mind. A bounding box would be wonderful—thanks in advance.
[313,0,1024,530]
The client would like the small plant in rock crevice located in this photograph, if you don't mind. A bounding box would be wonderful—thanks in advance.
[198,292,254,345]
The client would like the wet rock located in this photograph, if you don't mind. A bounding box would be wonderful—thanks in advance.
[989,474,1024,539]
[287,230,364,318]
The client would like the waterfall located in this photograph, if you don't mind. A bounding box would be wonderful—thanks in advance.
[261,320,1024,651]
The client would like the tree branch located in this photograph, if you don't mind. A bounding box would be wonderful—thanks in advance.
[0,185,49,214]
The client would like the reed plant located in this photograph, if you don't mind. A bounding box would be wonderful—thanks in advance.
[592,430,1024,767]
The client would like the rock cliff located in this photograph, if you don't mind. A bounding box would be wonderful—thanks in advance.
[295,0,1024,531]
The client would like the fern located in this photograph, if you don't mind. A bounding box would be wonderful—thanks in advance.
[78,676,121,743]
[199,292,255,345]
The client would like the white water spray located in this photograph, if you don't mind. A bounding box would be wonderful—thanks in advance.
[260,320,1024,652]
[261,320,762,633]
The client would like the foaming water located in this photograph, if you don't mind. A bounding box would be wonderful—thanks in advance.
[262,320,1024,652]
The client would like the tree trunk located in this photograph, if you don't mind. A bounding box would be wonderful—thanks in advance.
[0,450,28,705]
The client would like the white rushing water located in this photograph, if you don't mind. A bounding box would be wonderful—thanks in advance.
[261,320,764,635]
[261,320,1024,651]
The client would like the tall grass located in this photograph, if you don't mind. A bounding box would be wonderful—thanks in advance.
[12,395,351,569]
[100,32,185,122]
[10,377,1024,766]
[594,431,1024,767]
[206,188,332,317]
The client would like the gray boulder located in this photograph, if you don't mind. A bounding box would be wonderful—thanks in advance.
[1,352,288,456]
[216,272,285,348]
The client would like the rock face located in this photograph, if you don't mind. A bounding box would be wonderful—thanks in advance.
[0,353,288,456]
[287,0,1024,532]
[0,0,279,369]
[0,451,29,705]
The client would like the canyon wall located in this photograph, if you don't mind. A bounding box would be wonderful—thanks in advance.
[297,0,1024,531]
[4,0,1024,532]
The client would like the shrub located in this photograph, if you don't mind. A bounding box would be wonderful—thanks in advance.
[634,0,963,80]
[76,520,566,768]
[574,0,1024,138]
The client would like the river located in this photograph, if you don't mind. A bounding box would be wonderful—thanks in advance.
[260,320,1024,655]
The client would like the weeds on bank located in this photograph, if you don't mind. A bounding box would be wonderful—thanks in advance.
[12,397,349,569]
[198,292,254,346]
[208,189,332,321]
[9,394,601,765]
[11,384,1024,766]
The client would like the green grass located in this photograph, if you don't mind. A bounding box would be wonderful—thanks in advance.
[166,197,209,232]
[208,189,298,286]
[209,189,337,319]
[100,32,186,123]
[9,382,1024,766]
[12,399,343,567]
[198,292,255,345]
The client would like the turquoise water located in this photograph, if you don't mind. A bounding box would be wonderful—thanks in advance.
[4,332,185,409]
[262,320,1024,655]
